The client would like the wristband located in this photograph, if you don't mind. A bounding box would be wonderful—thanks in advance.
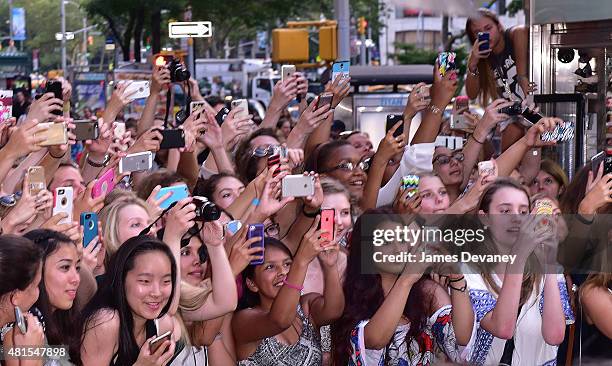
[85,153,111,168]
[282,279,303,292]
[251,198,260,207]
[49,150,66,159]
[471,134,485,145]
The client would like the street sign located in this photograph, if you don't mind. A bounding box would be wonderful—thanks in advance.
[169,21,212,38]
[55,32,74,41]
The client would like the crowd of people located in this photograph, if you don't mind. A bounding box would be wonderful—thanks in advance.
[0,8,610,366]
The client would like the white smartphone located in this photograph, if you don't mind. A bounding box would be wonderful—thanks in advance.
[119,151,153,174]
[122,80,150,101]
[281,175,315,198]
[52,187,73,225]
[281,65,296,82]
[114,122,126,140]
[231,99,248,119]
[435,136,464,150]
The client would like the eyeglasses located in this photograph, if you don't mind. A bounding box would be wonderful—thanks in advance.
[325,158,370,173]
[432,152,465,165]
[0,191,22,207]
[339,130,360,140]
[265,222,280,237]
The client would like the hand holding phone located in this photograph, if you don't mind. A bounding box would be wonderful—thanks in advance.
[53,187,74,225]
[149,331,172,354]
[477,32,490,52]
[386,114,403,138]
[80,212,99,248]
[320,209,335,242]
[247,224,265,265]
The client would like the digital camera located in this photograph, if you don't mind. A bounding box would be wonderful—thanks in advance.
[194,196,221,222]
[168,57,190,83]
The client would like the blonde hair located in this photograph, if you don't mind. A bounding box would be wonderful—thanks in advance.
[178,279,213,346]
[98,195,152,265]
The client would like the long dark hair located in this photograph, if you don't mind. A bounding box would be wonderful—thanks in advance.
[235,128,278,183]
[194,173,244,204]
[0,235,42,299]
[23,230,81,363]
[332,208,432,366]
[238,237,293,310]
[80,236,177,365]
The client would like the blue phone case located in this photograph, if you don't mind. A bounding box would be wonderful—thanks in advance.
[332,61,350,80]
[80,212,99,248]
[478,32,490,51]
[247,224,265,265]
[156,184,189,210]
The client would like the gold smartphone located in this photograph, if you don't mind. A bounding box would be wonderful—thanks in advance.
[27,166,46,195]
[36,122,68,146]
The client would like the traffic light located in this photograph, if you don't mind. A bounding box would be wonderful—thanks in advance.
[272,28,309,63]
[358,16,367,35]
[319,25,337,61]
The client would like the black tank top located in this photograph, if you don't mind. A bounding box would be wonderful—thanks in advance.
[489,28,525,101]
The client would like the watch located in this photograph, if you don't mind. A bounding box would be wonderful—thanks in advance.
[85,153,111,168]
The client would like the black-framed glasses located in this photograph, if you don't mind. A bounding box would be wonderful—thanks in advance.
[432,152,465,165]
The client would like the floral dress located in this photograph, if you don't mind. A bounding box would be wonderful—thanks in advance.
[349,305,459,366]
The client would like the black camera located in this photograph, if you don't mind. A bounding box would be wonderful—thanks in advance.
[499,101,522,116]
[168,57,190,83]
[193,196,221,222]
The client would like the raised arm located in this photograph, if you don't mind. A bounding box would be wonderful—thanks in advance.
[465,37,491,100]
[511,26,531,97]
[540,274,566,345]
[260,77,298,129]
[286,97,332,150]
[138,66,170,136]
[306,242,345,327]
[581,283,612,338]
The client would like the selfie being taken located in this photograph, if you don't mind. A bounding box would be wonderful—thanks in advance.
[0,0,611,365]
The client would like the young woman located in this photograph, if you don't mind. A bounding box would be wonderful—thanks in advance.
[463,178,573,365]
[0,235,45,366]
[23,230,82,363]
[99,196,154,267]
[232,226,344,365]
[197,173,246,210]
[276,119,292,143]
[310,140,368,204]
[529,159,568,200]
[332,208,461,365]
[577,273,612,359]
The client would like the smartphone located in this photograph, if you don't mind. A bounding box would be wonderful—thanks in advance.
[119,151,153,174]
[73,120,100,141]
[417,85,431,102]
[401,175,419,197]
[591,151,605,173]
[605,149,612,176]
[247,224,265,265]
[190,101,206,117]
[477,160,495,176]
[386,114,403,138]
[437,52,457,77]
[534,199,554,228]
[123,80,150,101]
[158,129,186,149]
[92,169,115,199]
[215,107,230,126]
[332,60,350,81]
[45,80,63,115]
[316,92,334,110]
[27,166,46,196]
[80,212,99,248]
[267,153,281,178]
[231,99,248,119]
[435,136,464,150]
[541,122,575,143]
[281,175,315,198]
[114,122,126,140]
[320,209,335,242]
[149,331,172,354]
[0,89,13,123]
[281,65,296,82]
[477,32,490,52]
[53,187,73,225]
[36,122,68,146]
[226,220,242,235]
[14,306,27,335]
[155,184,189,210]
[499,101,523,116]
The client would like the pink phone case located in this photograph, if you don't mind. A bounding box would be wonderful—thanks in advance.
[92,169,115,199]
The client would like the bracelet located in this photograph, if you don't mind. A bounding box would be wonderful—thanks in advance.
[49,150,66,159]
[282,279,304,292]
[468,67,479,77]
[85,153,110,168]
[429,104,442,115]
[576,213,594,225]
[471,134,485,145]
[302,206,320,218]
[448,276,467,292]
[251,198,260,207]
[448,276,465,283]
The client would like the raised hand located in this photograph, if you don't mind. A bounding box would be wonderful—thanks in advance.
[2,118,48,159]
[295,96,333,133]
[404,82,430,117]
[525,117,560,148]
[376,121,406,162]
[295,216,327,264]
[325,75,351,108]
[26,93,63,123]
[227,225,265,275]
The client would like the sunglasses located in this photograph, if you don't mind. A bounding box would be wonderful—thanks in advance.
[251,144,286,158]
[0,191,22,207]
[325,158,370,173]
[264,222,280,237]
[432,152,465,165]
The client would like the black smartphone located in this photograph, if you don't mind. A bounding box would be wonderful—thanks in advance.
[73,120,100,141]
[386,114,403,138]
[521,108,544,124]
[605,150,612,175]
[215,107,230,126]
[591,151,605,173]
[316,92,334,110]
[478,32,490,52]
[158,129,186,149]
[499,101,522,116]
[45,80,63,115]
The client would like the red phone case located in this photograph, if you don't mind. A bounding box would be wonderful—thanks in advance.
[320,209,335,242]
[268,154,281,177]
